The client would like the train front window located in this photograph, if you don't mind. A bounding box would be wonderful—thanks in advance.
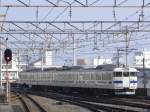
[114,72,122,77]
[123,72,129,77]
[130,72,137,76]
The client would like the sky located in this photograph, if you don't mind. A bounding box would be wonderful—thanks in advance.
[1,0,150,66]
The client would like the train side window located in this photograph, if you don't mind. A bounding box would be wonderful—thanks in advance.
[123,72,129,77]
[114,72,122,77]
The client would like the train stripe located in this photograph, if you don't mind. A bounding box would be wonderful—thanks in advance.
[130,81,137,83]
[113,81,123,83]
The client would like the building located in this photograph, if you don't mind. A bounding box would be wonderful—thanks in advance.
[31,50,60,69]
[76,59,88,66]
[93,56,112,67]
[133,50,150,68]
[31,50,52,68]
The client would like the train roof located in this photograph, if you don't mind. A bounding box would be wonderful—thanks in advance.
[22,66,84,72]
[114,67,138,72]
[22,64,130,73]
[96,64,116,71]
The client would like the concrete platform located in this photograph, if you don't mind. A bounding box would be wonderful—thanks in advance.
[0,105,23,112]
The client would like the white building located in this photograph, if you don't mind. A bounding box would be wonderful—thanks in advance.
[133,50,150,68]
[31,50,59,69]
[93,56,112,67]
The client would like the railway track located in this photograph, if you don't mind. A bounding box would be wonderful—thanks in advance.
[80,95,150,110]
[15,91,100,112]
[13,92,46,112]
[26,90,143,112]
[107,97,150,109]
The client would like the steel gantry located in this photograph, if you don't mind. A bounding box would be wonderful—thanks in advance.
[1,20,150,34]
[0,0,150,65]
[0,0,149,8]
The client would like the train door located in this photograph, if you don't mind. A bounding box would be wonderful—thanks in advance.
[123,72,129,88]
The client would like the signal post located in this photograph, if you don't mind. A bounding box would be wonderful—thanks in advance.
[4,48,12,103]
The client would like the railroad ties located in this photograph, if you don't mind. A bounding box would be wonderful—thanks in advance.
[20,89,150,112]
[0,90,93,112]
[1,87,150,112]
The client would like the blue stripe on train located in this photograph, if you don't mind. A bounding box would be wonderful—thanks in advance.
[130,81,137,83]
[113,81,123,83]
[113,81,137,83]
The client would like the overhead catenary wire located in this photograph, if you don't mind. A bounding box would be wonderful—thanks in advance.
[1,0,150,64]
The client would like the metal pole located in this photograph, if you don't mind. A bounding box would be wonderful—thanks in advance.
[6,62,9,102]
[41,53,43,71]
[86,0,88,6]
[72,34,76,66]
[117,48,120,67]
[5,38,9,103]
[25,55,27,70]
[0,37,2,93]
[143,54,146,88]
[41,43,44,71]
[125,27,128,67]
[18,50,20,73]
[0,38,1,87]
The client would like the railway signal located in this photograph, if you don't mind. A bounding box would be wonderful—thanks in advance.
[4,49,12,63]
[4,48,12,103]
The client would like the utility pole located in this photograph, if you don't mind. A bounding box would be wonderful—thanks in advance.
[6,38,9,103]
[41,50,44,71]
[117,48,120,67]
[41,43,44,71]
[125,33,128,67]
[5,38,9,103]
[86,0,88,6]
[4,38,12,103]
[143,53,146,88]
[6,55,9,103]
[17,50,20,73]
[0,37,2,93]
[125,26,128,67]
[72,33,76,66]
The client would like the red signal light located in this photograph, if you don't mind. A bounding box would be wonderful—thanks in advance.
[4,49,12,63]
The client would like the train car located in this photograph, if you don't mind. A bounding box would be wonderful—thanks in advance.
[17,66,138,95]
[113,67,138,94]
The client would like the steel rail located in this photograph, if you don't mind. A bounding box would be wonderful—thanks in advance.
[27,90,139,112]
[15,92,46,112]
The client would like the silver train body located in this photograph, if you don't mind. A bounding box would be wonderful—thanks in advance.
[17,66,138,95]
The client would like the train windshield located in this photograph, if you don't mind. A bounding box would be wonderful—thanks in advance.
[123,72,129,77]
[130,72,137,76]
[114,72,122,77]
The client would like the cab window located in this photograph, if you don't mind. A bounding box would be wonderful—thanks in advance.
[123,72,129,77]
[130,72,137,76]
[114,72,122,77]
